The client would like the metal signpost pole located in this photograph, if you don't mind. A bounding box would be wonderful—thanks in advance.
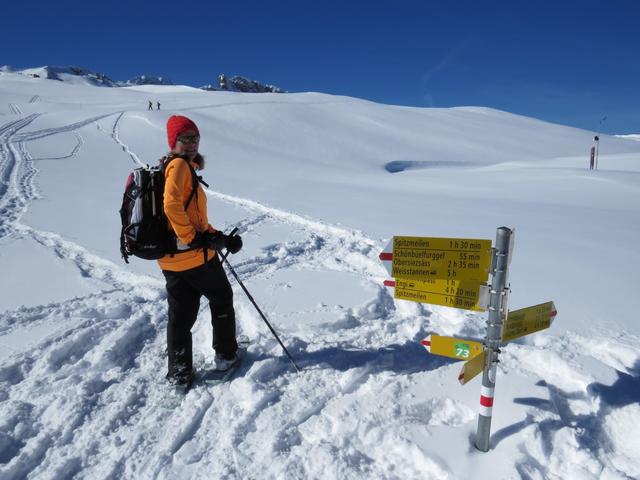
[475,226,512,452]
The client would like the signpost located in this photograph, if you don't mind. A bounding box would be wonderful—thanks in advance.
[421,334,483,361]
[502,301,557,342]
[458,350,486,385]
[379,236,492,282]
[380,227,557,452]
[386,278,489,312]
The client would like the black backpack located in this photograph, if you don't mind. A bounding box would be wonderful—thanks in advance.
[119,156,206,263]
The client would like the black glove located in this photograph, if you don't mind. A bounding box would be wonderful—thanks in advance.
[224,234,243,254]
[188,232,205,248]
[189,231,225,251]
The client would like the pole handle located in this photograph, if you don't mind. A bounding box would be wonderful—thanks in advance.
[220,227,239,263]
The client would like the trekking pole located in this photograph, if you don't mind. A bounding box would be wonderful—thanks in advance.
[220,228,301,373]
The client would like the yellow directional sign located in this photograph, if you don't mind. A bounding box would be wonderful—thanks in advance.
[391,236,492,282]
[393,278,488,312]
[421,334,484,360]
[501,301,557,342]
[458,349,486,385]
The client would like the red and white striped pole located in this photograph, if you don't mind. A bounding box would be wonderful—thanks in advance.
[479,385,495,418]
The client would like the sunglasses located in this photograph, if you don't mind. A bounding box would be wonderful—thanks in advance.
[177,134,200,144]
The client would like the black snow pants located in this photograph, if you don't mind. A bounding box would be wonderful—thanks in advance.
[162,256,237,380]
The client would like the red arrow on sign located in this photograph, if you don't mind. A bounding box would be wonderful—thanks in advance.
[379,239,394,278]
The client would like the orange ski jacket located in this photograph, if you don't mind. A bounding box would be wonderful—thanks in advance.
[157,156,216,272]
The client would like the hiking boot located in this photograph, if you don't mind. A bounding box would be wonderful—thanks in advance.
[167,370,194,391]
[214,352,238,371]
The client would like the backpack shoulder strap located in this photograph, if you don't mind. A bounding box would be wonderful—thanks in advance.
[182,158,199,209]
[162,155,204,209]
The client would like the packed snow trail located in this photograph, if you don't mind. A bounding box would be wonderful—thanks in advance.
[0,113,429,477]
[0,204,426,479]
[0,115,473,477]
[3,188,637,479]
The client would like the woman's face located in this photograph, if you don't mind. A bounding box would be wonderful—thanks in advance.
[173,129,200,159]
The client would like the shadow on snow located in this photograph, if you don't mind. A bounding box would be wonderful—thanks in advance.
[490,359,640,459]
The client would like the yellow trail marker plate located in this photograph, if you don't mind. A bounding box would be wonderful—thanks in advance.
[392,278,488,312]
[389,236,492,282]
[501,301,557,342]
[421,334,484,360]
[458,349,486,385]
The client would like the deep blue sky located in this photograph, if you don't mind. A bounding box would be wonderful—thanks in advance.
[2,0,639,133]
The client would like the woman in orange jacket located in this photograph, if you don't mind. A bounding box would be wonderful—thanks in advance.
[160,115,242,389]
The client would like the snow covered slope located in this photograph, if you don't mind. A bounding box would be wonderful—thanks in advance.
[4,66,118,87]
[617,134,640,142]
[1,69,639,479]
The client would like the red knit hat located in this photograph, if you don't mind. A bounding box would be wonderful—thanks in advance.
[166,115,200,149]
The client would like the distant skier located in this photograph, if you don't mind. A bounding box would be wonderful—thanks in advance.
[148,100,153,110]
[160,115,243,390]
[157,101,161,110]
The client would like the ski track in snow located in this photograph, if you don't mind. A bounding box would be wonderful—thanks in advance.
[111,112,143,167]
[30,131,84,162]
[1,111,638,479]
[0,111,123,239]
[0,114,40,239]
[14,113,116,144]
